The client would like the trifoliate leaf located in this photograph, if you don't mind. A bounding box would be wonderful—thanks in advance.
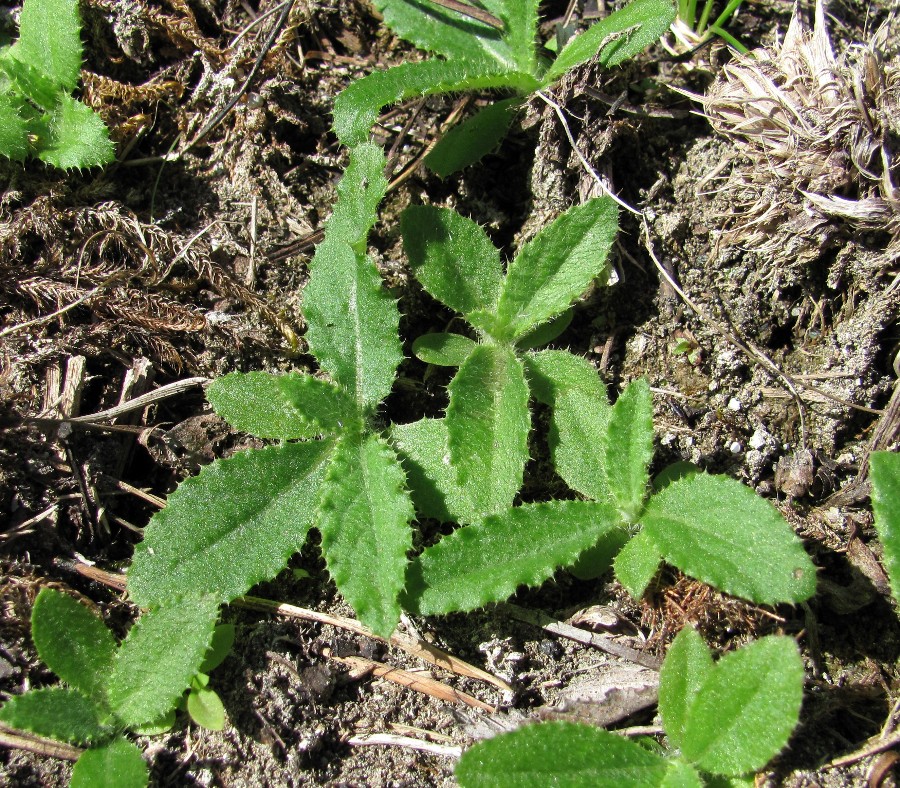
[605,378,654,521]
[39,94,114,169]
[680,636,804,775]
[494,197,617,341]
[107,595,219,728]
[317,434,414,638]
[31,588,116,704]
[129,440,335,607]
[642,474,817,604]
[613,528,662,599]
[401,205,503,317]
[658,627,715,751]
[871,451,900,605]
[71,737,148,788]
[404,500,620,615]
[455,721,670,787]
[412,332,478,366]
[446,345,530,517]
[0,687,110,746]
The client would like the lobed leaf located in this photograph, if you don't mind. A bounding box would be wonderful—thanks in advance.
[412,332,478,366]
[13,0,82,92]
[455,721,670,787]
[31,588,116,704]
[404,500,620,615]
[129,440,335,607]
[605,378,654,520]
[207,372,355,439]
[446,344,530,517]
[390,418,478,524]
[494,197,617,341]
[680,636,804,775]
[524,350,612,502]
[0,687,110,746]
[613,529,661,598]
[317,434,415,638]
[658,626,715,751]
[39,94,115,169]
[401,205,503,317]
[107,595,219,729]
[544,0,676,83]
[334,59,540,147]
[71,738,148,788]
[642,474,817,604]
[870,451,900,605]
[0,93,28,160]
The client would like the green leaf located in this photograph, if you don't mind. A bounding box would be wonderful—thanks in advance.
[455,721,670,787]
[334,59,539,147]
[404,500,620,615]
[71,738,148,788]
[871,451,900,605]
[107,595,219,728]
[446,345,530,517]
[661,759,704,788]
[199,624,235,674]
[129,440,335,607]
[498,0,541,74]
[13,0,82,91]
[31,588,116,703]
[568,526,629,580]
[658,626,715,751]
[207,372,355,439]
[317,434,415,638]
[524,350,613,502]
[613,529,662,598]
[606,378,654,520]
[545,0,676,83]
[0,687,110,746]
[0,93,28,160]
[130,709,175,736]
[515,308,573,350]
[39,94,114,169]
[412,332,478,366]
[187,686,226,731]
[390,418,478,523]
[642,474,817,604]
[401,205,503,317]
[304,144,401,411]
[495,197,618,341]
[425,97,520,177]
[680,636,804,775]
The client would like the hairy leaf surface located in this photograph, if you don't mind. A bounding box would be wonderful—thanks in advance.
[495,197,617,340]
[0,94,28,159]
[317,434,414,638]
[545,0,676,82]
[871,451,900,604]
[446,345,530,517]
[31,588,116,703]
[412,332,478,367]
[405,500,619,615]
[515,308,573,350]
[391,418,477,524]
[455,721,669,787]
[71,738,148,788]
[642,474,816,603]
[606,378,654,520]
[13,0,82,91]
[0,687,110,745]
[658,627,714,751]
[680,636,803,775]
[401,205,503,317]
[129,441,334,606]
[39,94,114,169]
[613,529,661,598]
[524,350,612,501]
[334,59,539,147]
[107,595,219,728]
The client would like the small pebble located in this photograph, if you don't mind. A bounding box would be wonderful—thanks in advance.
[727,397,742,411]
[729,441,742,454]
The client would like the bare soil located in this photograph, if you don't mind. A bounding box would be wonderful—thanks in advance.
[1,0,899,786]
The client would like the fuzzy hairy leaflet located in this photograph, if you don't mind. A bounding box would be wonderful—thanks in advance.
[544,0,676,83]
[71,738,148,788]
[0,687,110,746]
[446,344,530,517]
[658,627,715,751]
[605,378,654,520]
[333,59,540,147]
[871,451,900,604]
[303,146,401,411]
[524,350,613,502]
[316,434,414,638]
[39,93,115,168]
[107,595,219,729]
[129,441,334,607]
[401,205,503,317]
[455,721,670,787]
[494,197,618,341]
[642,473,817,604]
[404,500,620,615]
[31,589,116,704]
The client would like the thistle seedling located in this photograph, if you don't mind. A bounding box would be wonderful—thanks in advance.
[0,0,114,168]
[334,0,675,175]
[0,588,219,788]
[394,202,816,616]
[455,626,805,786]
[671,0,747,53]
